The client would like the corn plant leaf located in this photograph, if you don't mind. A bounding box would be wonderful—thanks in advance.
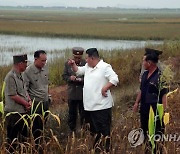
[1,81,5,100]
[47,111,61,126]
[148,106,155,153]
[163,113,170,125]
[0,82,6,115]
[157,103,164,126]
[0,101,4,115]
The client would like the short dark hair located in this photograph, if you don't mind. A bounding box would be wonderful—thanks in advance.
[34,50,46,58]
[145,53,159,63]
[86,48,99,58]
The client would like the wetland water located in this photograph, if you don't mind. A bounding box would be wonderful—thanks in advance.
[0,34,163,65]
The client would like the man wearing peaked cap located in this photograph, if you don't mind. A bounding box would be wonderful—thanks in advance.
[72,47,84,56]
[62,47,86,134]
[139,48,163,82]
[4,54,32,152]
[133,48,168,153]
[68,48,119,152]
[13,54,29,64]
[145,48,163,56]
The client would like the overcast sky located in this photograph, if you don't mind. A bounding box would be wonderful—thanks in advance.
[0,0,180,8]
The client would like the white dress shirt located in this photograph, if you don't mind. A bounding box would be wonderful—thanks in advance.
[76,60,119,111]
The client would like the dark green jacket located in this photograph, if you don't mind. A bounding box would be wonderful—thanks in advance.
[62,59,86,100]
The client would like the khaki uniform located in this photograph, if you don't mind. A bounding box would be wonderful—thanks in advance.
[23,63,49,143]
[23,63,49,103]
[4,53,29,153]
[4,69,29,113]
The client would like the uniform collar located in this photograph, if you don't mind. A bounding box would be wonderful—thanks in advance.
[32,63,45,74]
[12,69,22,79]
[146,67,159,81]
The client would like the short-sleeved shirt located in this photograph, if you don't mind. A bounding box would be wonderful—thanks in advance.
[23,63,49,102]
[4,69,29,113]
[140,68,168,114]
[76,60,119,111]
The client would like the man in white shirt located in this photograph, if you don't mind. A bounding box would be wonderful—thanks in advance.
[68,48,119,152]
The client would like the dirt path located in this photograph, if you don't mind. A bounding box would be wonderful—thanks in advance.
[49,84,68,107]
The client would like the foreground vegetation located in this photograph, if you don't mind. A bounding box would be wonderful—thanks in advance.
[0,40,180,153]
[0,8,180,40]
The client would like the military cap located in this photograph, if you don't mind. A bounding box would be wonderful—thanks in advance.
[13,54,28,64]
[145,48,163,56]
[72,47,84,55]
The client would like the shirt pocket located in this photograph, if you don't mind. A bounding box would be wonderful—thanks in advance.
[16,81,26,96]
[43,73,49,85]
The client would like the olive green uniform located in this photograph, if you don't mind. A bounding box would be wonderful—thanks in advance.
[62,59,86,131]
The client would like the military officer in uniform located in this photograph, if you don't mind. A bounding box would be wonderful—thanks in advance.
[4,54,31,152]
[62,47,86,133]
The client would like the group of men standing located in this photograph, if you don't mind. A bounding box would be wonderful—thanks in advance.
[4,50,49,152]
[3,46,168,153]
[4,47,119,152]
[63,47,119,151]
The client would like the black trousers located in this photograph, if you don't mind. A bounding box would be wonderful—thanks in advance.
[31,101,49,144]
[68,99,85,132]
[6,113,29,152]
[85,108,112,152]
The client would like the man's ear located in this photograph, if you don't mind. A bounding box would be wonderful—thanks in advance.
[148,61,152,65]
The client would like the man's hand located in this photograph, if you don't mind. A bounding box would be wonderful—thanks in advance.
[101,86,108,97]
[68,59,75,66]
[133,102,139,112]
[25,101,32,111]
[70,75,76,81]
[75,78,82,82]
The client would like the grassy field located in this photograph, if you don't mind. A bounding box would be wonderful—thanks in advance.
[0,8,180,40]
[0,8,180,153]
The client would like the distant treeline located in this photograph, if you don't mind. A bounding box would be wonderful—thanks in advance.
[0,6,180,13]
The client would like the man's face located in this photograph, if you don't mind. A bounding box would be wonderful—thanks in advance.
[35,53,47,69]
[85,54,93,67]
[73,55,82,64]
[143,56,150,70]
[18,61,28,72]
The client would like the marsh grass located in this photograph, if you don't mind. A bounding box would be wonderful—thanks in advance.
[0,9,180,40]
